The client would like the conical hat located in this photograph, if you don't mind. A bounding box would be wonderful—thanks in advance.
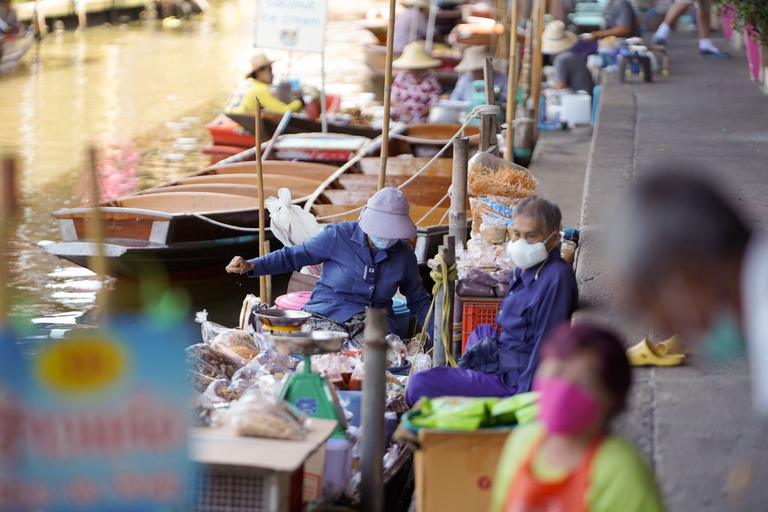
[393,41,442,70]
[455,45,491,73]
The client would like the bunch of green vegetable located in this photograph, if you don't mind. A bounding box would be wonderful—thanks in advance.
[407,392,540,432]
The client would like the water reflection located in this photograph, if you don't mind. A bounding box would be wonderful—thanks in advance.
[1,0,375,345]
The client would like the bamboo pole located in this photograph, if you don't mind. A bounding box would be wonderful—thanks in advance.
[361,308,387,512]
[448,138,469,248]
[86,147,109,315]
[377,0,398,191]
[505,0,520,162]
[254,100,267,302]
[0,156,19,327]
[531,0,547,136]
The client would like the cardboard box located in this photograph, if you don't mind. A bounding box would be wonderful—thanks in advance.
[415,428,512,512]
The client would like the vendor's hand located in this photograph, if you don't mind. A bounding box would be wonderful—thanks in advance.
[226,256,254,274]
[583,32,598,41]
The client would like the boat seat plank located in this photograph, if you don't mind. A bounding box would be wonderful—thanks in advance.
[161,174,323,194]
[138,183,316,201]
[113,192,260,214]
[357,157,454,177]
[203,161,338,182]
[323,188,450,209]
[337,174,453,190]
[312,204,451,227]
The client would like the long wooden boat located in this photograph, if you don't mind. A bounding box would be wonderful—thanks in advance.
[228,111,382,140]
[46,125,479,280]
[0,32,34,73]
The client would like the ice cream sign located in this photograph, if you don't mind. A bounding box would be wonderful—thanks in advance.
[255,0,327,53]
[0,318,192,512]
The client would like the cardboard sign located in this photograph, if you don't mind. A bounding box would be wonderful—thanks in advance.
[0,318,192,512]
[255,0,327,53]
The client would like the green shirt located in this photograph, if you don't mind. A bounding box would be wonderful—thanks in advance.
[490,422,666,512]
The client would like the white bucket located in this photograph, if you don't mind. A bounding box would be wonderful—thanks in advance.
[560,92,592,128]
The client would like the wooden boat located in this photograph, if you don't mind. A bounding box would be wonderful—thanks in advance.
[46,124,478,279]
[364,42,461,88]
[0,32,34,73]
[228,111,382,141]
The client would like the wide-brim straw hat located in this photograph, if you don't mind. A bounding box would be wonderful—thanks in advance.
[541,21,578,55]
[358,187,417,239]
[248,54,275,77]
[454,45,491,73]
[393,41,442,70]
[401,0,430,9]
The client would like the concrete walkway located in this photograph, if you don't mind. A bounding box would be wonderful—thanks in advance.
[577,36,768,511]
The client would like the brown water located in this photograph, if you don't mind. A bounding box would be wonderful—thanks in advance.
[0,0,379,346]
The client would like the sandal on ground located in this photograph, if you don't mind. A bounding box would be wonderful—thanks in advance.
[626,338,685,367]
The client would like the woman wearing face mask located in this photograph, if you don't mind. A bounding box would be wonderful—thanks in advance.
[490,323,666,512]
[226,187,433,348]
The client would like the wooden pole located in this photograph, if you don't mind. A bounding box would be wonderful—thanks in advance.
[254,100,267,302]
[483,56,496,106]
[0,156,19,327]
[378,0,398,191]
[86,147,109,315]
[361,308,387,512]
[449,137,469,248]
[431,235,456,367]
[482,57,498,154]
[531,0,547,136]
[505,0,520,162]
[264,240,272,306]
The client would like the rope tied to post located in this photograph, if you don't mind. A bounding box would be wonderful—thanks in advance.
[418,254,458,368]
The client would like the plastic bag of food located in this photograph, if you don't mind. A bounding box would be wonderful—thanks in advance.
[186,343,242,379]
[229,389,306,440]
[188,369,217,393]
[348,363,364,391]
[456,281,495,297]
[468,151,538,198]
[386,335,408,368]
[410,353,433,374]
[204,378,244,404]
[385,383,409,413]
[195,310,229,344]
[479,215,508,244]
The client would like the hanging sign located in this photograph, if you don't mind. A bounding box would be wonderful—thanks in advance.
[0,318,192,512]
[255,0,327,53]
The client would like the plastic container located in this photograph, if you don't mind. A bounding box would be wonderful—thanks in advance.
[323,438,353,499]
[274,291,312,311]
[337,390,362,427]
[461,301,502,351]
[591,85,602,126]
[560,92,592,128]
[392,297,411,339]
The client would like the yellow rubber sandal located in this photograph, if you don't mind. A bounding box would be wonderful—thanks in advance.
[626,338,685,367]
[655,334,686,356]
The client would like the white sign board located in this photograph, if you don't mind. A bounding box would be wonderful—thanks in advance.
[255,0,327,54]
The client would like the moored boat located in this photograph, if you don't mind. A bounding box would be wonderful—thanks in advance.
[0,32,34,73]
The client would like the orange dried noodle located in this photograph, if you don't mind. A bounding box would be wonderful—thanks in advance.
[468,163,537,198]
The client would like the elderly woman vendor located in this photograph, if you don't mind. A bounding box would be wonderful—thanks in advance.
[226,188,433,348]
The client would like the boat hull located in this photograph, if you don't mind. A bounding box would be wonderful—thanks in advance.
[227,112,381,140]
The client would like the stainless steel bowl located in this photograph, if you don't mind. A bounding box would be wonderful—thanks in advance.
[267,331,348,354]
[253,309,313,327]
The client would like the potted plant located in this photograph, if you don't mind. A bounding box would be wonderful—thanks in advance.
[724,0,768,83]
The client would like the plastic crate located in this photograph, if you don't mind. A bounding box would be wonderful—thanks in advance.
[189,465,303,512]
[461,301,502,351]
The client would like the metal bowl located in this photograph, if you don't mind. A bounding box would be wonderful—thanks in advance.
[253,309,313,327]
[267,331,348,354]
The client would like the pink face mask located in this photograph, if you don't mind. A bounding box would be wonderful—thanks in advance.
[534,377,603,436]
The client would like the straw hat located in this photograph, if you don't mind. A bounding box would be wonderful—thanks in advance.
[248,54,274,77]
[401,0,430,9]
[358,188,417,239]
[455,45,491,73]
[541,21,578,55]
[393,41,441,70]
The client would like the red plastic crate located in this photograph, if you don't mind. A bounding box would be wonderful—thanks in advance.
[461,301,502,351]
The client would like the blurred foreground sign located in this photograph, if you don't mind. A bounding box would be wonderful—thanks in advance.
[0,318,192,512]
[255,0,327,53]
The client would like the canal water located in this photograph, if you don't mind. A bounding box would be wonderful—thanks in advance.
[0,0,380,349]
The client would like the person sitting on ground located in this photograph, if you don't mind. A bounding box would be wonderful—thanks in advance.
[225,188,433,349]
[449,46,508,102]
[490,323,666,512]
[405,196,578,406]
[652,0,729,58]
[224,54,304,116]
[391,41,442,124]
[612,170,768,416]
[393,0,436,54]
[0,0,21,35]
[542,21,594,94]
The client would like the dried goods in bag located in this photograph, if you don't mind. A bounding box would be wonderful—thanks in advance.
[468,151,538,198]
[229,389,307,440]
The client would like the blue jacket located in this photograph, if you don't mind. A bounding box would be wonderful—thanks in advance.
[248,222,433,335]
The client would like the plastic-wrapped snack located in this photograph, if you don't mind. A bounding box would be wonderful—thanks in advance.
[457,281,495,297]
[186,343,242,379]
[385,383,409,413]
[204,378,242,404]
[411,353,433,374]
[386,335,408,368]
[230,389,306,440]
[213,329,258,350]
[468,151,538,198]
[479,215,507,244]
[256,348,295,370]
[407,337,425,357]
[348,363,364,391]
[188,369,217,393]
[195,310,229,344]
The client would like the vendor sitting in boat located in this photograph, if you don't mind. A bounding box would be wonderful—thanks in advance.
[224,54,304,116]
[0,0,21,35]
[391,41,442,124]
[450,46,508,102]
[226,187,433,349]
[406,195,578,405]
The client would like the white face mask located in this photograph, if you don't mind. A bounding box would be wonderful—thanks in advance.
[507,231,557,270]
